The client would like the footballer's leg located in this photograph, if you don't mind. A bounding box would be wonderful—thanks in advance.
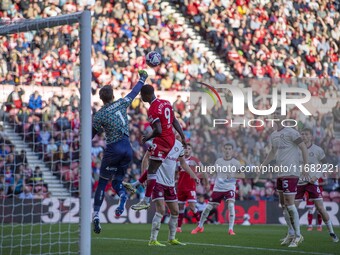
[112,176,127,217]
[317,212,322,231]
[314,200,339,242]
[192,192,223,234]
[305,194,315,231]
[149,185,166,247]
[280,191,295,244]
[114,150,133,216]
[177,201,185,233]
[149,199,166,247]
[93,176,109,234]
[188,199,200,222]
[93,156,114,234]
[123,170,147,194]
[167,200,186,245]
[132,159,162,210]
[191,202,216,234]
[307,207,314,231]
[285,193,303,248]
[227,200,236,235]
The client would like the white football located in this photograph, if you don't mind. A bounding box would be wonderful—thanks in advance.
[146,51,162,67]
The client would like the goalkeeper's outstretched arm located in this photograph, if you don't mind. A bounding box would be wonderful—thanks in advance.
[125,70,148,101]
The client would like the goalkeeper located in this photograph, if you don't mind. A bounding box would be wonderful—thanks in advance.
[92,70,148,234]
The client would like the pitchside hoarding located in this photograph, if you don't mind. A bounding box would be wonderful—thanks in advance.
[0,198,339,225]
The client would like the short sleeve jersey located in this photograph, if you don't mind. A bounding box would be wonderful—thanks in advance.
[148,98,175,140]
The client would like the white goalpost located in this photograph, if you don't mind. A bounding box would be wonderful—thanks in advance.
[0,11,92,255]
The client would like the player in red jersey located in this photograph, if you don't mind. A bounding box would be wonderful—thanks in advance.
[176,143,209,233]
[130,85,186,210]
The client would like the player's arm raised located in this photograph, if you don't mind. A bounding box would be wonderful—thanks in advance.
[124,70,148,102]
[172,117,186,148]
[179,156,200,184]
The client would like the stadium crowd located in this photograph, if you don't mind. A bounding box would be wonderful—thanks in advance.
[0,123,49,199]
[177,0,340,85]
[1,0,338,92]
[0,0,224,92]
[0,0,339,204]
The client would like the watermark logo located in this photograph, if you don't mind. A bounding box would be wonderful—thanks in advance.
[198,83,312,116]
[197,82,223,114]
[193,79,313,128]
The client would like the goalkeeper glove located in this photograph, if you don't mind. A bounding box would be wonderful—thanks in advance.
[138,70,148,83]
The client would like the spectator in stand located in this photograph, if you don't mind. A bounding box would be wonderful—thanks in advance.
[6,86,25,111]
[28,91,43,112]
[18,186,34,199]
[29,166,43,185]
[173,95,186,116]
[238,179,253,201]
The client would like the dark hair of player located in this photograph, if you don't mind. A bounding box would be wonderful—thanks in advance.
[224,143,234,149]
[301,128,313,135]
[99,85,113,104]
[141,84,154,95]
[140,84,155,103]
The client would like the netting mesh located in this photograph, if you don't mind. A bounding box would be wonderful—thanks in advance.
[0,15,83,255]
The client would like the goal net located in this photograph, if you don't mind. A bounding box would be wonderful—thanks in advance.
[0,11,92,255]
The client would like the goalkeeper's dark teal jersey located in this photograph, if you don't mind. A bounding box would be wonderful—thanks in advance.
[92,80,145,144]
[93,96,132,144]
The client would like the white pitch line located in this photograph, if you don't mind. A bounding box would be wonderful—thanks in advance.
[95,237,335,255]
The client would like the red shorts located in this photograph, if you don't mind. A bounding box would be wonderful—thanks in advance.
[295,183,323,202]
[276,177,299,194]
[152,183,177,202]
[149,137,174,161]
[178,189,197,203]
[209,190,235,204]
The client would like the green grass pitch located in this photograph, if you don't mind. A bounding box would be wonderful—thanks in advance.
[1,224,339,255]
[93,224,338,255]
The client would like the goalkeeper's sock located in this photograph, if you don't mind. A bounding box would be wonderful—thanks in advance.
[93,177,108,212]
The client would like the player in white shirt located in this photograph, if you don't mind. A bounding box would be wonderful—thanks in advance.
[295,128,338,242]
[191,143,244,235]
[143,140,199,246]
[262,108,309,248]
